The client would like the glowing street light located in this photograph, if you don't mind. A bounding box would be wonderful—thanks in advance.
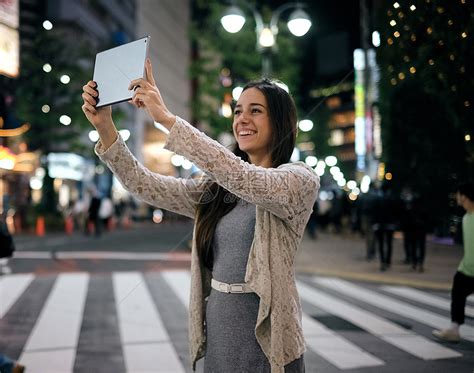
[221,3,312,77]
[43,20,53,30]
[60,75,70,84]
[287,9,312,36]
[220,6,246,33]
[298,119,313,132]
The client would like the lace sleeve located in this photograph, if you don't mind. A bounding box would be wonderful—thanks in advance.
[95,135,209,219]
[164,117,320,230]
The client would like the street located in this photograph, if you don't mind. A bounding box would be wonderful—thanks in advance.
[1,223,473,373]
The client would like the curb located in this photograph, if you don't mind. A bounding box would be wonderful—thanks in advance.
[297,267,452,291]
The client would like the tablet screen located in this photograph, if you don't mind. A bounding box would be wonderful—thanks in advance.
[93,36,150,108]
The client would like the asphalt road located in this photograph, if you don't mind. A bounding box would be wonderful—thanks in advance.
[1,222,473,372]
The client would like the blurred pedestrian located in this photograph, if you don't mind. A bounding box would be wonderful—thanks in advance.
[360,187,377,261]
[0,353,25,373]
[307,199,319,239]
[82,63,319,372]
[85,187,102,237]
[433,182,474,342]
[400,187,414,264]
[72,198,86,232]
[400,189,428,272]
[317,195,331,231]
[329,190,344,234]
[0,213,15,275]
[99,196,114,231]
[372,183,398,271]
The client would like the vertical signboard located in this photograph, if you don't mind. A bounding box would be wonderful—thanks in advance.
[0,0,20,78]
[353,49,366,172]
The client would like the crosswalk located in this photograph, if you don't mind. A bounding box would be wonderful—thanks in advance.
[1,271,472,373]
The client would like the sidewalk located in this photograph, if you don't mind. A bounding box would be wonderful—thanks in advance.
[296,231,463,290]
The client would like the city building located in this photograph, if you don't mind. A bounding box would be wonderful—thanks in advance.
[1,0,192,230]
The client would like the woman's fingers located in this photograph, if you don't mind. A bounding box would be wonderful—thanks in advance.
[83,84,98,97]
[128,78,148,91]
[82,92,97,106]
[145,59,156,86]
[82,103,97,115]
[132,93,145,107]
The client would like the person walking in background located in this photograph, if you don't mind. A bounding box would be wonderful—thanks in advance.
[329,189,344,234]
[372,183,398,271]
[0,212,15,275]
[85,187,102,237]
[400,190,429,272]
[360,186,377,261]
[98,195,114,231]
[307,199,319,239]
[433,182,474,342]
[400,187,415,264]
[0,353,25,373]
[81,59,319,372]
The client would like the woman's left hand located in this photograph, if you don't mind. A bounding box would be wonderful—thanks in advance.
[128,58,176,129]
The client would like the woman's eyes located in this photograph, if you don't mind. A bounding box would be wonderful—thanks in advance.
[233,108,262,115]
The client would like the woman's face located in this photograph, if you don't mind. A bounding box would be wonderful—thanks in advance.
[232,87,273,160]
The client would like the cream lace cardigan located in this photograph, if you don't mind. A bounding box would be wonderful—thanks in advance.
[95,116,320,372]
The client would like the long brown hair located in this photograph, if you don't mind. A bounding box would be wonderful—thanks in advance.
[195,79,297,269]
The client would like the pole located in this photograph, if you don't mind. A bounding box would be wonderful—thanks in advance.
[261,49,272,77]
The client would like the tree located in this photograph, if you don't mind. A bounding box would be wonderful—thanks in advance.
[190,0,304,137]
[14,27,93,215]
[375,0,473,231]
[15,28,93,154]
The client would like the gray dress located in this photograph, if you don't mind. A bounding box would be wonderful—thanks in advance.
[204,198,304,373]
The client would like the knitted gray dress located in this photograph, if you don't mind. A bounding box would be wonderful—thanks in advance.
[204,198,305,373]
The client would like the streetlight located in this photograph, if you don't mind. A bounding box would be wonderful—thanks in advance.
[220,2,312,77]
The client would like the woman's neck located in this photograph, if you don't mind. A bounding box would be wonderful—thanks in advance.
[248,153,272,168]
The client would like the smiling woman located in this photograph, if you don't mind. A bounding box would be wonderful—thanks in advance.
[233,88,273,167]
[81,62,319,372]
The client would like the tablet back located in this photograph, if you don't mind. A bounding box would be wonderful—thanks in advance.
[93,36,150,107]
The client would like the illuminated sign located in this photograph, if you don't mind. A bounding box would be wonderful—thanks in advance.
[353,49,366,172]
[47,153,86,181]
[0,0,19,78]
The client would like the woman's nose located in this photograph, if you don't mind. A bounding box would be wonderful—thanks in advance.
[237,111,250,123]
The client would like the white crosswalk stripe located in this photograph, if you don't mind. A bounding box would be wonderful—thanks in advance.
[0,271,470,372]
[161,270,191,309]
[298,280,461,360]
[314,277,474,342]
[18,273,90,373]
[301,313,384,369]
[0,273,34,318]
[113,272,185,373]
[381,285,474,318]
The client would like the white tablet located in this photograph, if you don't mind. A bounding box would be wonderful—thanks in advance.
[93,36,150,108]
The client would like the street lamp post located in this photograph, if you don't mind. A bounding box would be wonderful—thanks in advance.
[220,2,312,77]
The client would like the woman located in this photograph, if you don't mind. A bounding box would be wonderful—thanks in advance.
[82,59,319,372]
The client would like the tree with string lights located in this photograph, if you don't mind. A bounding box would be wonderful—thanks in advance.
[14,23,92,221]
[375,0,473,234]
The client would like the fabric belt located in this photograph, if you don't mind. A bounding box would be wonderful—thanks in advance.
[211,278,254,294]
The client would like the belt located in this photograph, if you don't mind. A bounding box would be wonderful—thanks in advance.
[211,278,254,294]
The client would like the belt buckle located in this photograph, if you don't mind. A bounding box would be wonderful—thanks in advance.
[229,284,245,293]
[218,282,230,293]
